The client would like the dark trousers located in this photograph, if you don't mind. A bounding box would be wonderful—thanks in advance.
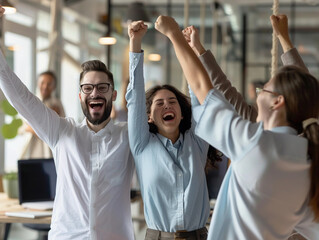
[145,227,208,240]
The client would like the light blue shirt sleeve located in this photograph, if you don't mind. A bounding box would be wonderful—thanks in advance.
[189,85,201,132]
[126,51,150,155]
[194,89,263,161]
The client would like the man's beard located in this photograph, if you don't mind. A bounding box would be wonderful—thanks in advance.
[81,97,112,125]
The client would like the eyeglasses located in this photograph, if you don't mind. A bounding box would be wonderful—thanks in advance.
[80,83,112,94]
[256,87,279,96]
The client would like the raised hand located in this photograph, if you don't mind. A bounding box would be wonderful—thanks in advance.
[270,14,293,52]
[128,21,148,52]
[182,26,198,48]
[0,6,5,17]
[182,26,205,56]
[155,15,180,38]
[270,15,289,39]
[128,21,147,41]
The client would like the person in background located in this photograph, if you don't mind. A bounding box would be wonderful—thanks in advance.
[0,6,134,240]
[20,71,65,159]
[155,14,319,240]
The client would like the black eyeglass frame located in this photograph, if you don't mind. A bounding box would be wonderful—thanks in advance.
[80,83,113,94]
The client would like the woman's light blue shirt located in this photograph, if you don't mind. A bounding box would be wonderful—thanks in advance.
[194,89,319,240]
[126,52,210,232]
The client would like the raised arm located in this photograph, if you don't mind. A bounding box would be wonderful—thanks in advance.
[183,25,258,121]
[270,14,293,53]
[270,14,308,71]
[0,6,60,148]
[128,21,147,53]
[155,16,212,104]
[126,21,150,154]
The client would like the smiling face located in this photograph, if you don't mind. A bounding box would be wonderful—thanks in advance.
[79,71,116,127]
[148,89,183,141]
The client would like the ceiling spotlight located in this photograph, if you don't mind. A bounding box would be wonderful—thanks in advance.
[148,54,161,62]
[99,36,117,45]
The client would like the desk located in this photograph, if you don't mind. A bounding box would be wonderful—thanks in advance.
[0,193,51,224]
[0,192,51,240]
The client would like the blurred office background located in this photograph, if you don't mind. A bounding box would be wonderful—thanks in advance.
[0,0,318,239]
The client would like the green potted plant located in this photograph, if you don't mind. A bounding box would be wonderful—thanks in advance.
[0,99,22,198]
[2,172,18,198]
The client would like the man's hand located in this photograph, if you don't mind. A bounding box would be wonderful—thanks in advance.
[155,16,180,38]
[0,6,5,17]
[128,21,147,53]
[182,26,205,56]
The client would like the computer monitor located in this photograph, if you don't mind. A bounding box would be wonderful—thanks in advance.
[18,158,57,205]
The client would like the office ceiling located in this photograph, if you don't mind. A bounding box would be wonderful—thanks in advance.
[24,0,319,71]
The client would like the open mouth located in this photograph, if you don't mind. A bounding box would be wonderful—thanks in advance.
[162,112,175,121]
[88,100,104,111]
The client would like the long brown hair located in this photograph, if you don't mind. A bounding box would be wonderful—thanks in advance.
[274,65,319,221]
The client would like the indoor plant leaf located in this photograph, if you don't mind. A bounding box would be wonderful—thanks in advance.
[0,99,18,116]
[1,122,19,139]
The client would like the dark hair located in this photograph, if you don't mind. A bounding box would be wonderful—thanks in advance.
[145,85,191,134]
[205,145,224,174]
[274,65,319,221]
[39,70,57,85]
[79,60,114,86]
[146,85,223,172]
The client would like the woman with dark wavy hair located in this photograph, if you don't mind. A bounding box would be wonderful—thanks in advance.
[126,22,210,239]
[145,84,192,134]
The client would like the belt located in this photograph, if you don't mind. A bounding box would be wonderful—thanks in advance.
[146,227,208,239]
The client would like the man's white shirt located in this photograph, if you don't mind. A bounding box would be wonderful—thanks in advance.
[0,50,134,240]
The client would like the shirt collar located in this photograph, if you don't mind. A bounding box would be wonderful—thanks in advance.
[82,118,114,136]
[157,133,184,148]
[270,126,298,135]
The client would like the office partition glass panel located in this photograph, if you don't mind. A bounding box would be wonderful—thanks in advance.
[36,36,49,75]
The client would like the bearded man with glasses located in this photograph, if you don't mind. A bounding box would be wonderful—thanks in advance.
[0,7,134,239]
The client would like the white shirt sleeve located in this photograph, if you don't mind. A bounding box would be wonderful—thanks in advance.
[0,50,60,148]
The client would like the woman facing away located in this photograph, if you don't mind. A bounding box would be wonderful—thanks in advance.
[126,21,210,239]
[181,14,314,240]
[155,15,319,240]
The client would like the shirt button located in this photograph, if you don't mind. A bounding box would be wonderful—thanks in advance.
[178,173,182,177]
